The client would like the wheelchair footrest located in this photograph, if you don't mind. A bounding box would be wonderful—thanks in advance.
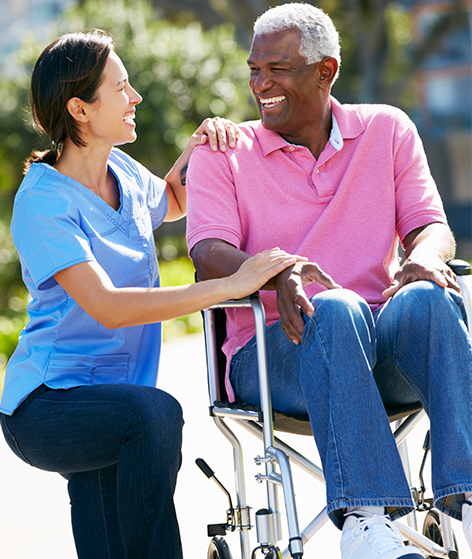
[208,523,227,537]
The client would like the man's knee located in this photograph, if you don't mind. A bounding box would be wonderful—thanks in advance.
[302,289,375,353]
[391,280,465,320]
[310,288,372,322]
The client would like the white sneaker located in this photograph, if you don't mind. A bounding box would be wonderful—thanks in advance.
[341,512,425,559]
[463,501,472,552]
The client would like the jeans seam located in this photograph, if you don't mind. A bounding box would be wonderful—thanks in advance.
[119,412,155,536]
[135,416,154,537]
[311,316,346,500]
[329,413,345,499]
[98,469,113,559]
[388,305,429,412]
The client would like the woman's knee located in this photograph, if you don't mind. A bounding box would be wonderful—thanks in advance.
[121,386,184,441]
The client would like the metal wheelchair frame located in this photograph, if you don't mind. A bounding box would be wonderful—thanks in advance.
[198,260,472,559]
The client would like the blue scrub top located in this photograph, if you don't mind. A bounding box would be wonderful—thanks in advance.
[1,148,168,415]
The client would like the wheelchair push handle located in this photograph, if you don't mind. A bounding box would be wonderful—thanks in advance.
[448,259,472,276]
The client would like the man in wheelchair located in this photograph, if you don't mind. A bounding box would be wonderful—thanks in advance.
[186,4,472,559]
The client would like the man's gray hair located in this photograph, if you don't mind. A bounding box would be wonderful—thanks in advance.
[253,3,341,82]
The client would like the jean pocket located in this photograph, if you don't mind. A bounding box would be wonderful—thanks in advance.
[45,353,130,388]
[0,414,33,466]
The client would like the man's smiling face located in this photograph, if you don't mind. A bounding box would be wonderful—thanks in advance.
[248,27,322,145]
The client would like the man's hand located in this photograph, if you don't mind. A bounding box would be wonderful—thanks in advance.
[273,262,341,344]
[382,253,460,298]
[191,239,341,344]
[382,223,460,299]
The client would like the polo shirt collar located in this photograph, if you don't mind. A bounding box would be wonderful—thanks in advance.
[330,96,365,141]
[329,112,343,151]
[257,96,365,156]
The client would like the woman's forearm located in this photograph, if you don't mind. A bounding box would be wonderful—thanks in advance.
[163,142,194,221]
[54,250,299,329]
[99,280,231,328]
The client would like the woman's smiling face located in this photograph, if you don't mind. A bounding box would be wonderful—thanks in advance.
[85,51,142,148]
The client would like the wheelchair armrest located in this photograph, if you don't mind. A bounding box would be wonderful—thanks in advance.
[207,291,260,310]
[448,259,472,276]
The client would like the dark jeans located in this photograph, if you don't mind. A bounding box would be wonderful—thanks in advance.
[1,383,184,559]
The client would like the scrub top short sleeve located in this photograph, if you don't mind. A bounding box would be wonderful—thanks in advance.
[12,183,96,291]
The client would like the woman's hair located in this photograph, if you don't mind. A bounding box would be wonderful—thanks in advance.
[25,30,114,173]
[253,3,341,82]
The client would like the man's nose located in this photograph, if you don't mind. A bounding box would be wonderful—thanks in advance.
[252,70,272,92]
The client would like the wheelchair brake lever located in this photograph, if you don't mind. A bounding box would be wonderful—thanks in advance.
[196,458,236,534]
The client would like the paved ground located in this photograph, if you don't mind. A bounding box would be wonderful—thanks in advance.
[0,332,468,558]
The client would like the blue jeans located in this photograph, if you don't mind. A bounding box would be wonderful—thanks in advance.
[230,282,472,529]
[1,383,184,559]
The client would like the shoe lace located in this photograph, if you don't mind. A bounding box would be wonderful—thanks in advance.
[353,515,403,553]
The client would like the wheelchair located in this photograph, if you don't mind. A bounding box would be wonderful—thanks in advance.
[196,259,472,559]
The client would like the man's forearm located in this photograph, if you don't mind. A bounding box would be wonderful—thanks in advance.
[383,222,459,298]
[191,239,251,282]
[403,222,456,262]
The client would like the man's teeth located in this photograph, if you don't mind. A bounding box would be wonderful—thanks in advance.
[260,96,286,106]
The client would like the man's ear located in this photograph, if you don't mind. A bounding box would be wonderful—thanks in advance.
[318,57,338,90]
[66,97,90,123]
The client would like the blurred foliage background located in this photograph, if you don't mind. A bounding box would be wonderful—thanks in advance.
[0,0,470,379]
[0,0,258,371]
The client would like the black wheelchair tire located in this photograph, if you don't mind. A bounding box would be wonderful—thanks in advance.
[422,509,459,559]
[207,537,233,559]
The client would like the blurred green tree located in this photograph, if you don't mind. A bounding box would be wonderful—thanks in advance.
[0,0,257,367]
[147,0,466,109]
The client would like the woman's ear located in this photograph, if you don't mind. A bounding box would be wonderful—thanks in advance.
[318,57,338,90]
[66,97,90,123]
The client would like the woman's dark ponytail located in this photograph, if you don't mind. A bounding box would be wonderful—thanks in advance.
[24,148,59,174]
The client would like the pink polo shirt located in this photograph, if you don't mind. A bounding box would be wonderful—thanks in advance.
[186,97,447,397]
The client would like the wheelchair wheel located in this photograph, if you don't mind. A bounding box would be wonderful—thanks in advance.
[207,537,233,559]
[422,509,459,559]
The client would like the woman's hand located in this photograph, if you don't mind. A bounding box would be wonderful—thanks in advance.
[224,249,307,300]
[164,117,239,221]
[190,117,240,153]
